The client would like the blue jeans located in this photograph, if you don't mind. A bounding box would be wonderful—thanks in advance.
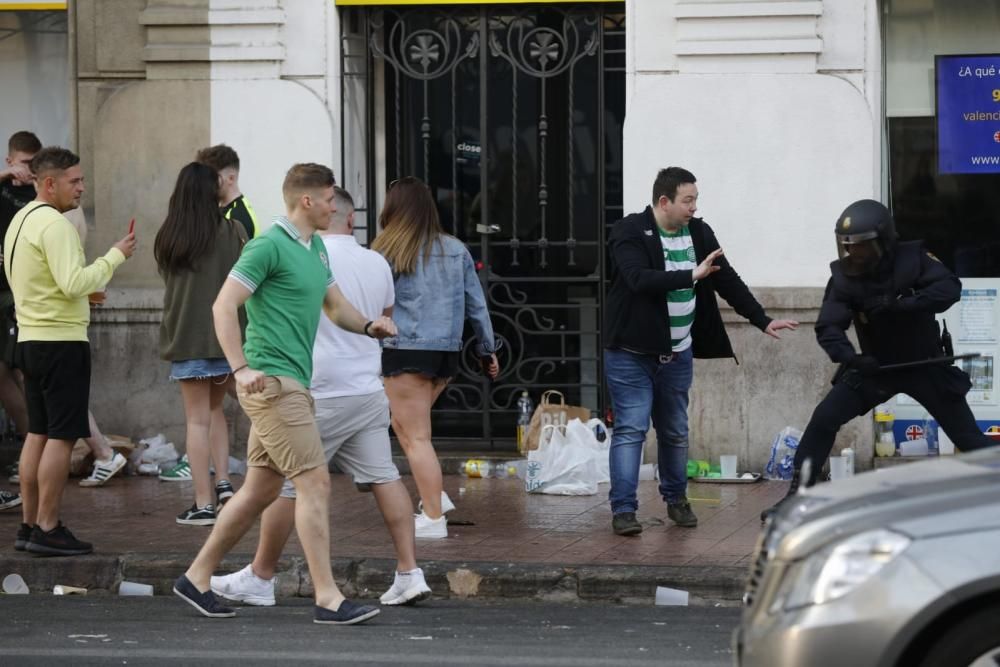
[604,347,693,514]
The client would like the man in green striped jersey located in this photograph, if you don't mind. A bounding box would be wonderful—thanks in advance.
[604,167,798,535]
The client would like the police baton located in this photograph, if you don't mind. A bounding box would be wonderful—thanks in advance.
[877,353,982,373]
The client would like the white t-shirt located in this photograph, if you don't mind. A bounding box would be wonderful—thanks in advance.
[310,234,394,399]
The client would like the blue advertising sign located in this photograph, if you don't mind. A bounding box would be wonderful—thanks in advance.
[935,54,1000,174]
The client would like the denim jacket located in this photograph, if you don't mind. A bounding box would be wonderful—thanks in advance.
[383,235,497,355]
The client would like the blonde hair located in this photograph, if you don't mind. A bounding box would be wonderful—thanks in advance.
[371,176,444,275]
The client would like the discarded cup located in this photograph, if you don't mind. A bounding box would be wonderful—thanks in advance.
[118,580,154,596]
[53,585,87,595]
[900,438,929,458]
[719,455,737,479]
[118,581,154,596]
[829,456,848,480]
[2,573,28,595]
[654,585,689,606]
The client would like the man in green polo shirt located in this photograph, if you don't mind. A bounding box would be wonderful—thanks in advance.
[174,163,396,625]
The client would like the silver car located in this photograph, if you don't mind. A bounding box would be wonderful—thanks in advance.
[735,447,1000,667]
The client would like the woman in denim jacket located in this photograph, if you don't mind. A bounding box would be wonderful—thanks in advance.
[372,177,499,539]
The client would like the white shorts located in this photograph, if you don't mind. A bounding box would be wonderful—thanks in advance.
[279,391,400,498]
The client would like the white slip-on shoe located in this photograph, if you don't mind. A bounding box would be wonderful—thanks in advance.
[418,490,456,515]
[414,511,448,539]
[379,568,432,606]
[210,564,276,606]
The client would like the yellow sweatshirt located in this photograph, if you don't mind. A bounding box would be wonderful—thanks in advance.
[3,202,125,342]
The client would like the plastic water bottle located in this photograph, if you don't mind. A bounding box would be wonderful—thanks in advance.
[516,391,533,454]
[842,447,855,476]
[874,403,896,457]
[461,459,492,478]
[922,413,939,455]
[492,460,528,479]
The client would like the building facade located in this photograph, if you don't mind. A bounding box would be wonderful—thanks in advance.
[2,0,997,470]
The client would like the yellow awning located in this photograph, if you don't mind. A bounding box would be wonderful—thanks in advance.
[335,0,610,5]
[0,1,66,9]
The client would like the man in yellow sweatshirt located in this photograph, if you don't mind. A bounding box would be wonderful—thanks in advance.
[3,146,135,556]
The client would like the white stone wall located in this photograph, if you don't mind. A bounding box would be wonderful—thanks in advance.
[624,0,882,288]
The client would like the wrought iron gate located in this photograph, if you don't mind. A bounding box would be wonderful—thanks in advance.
[340,3,625,448]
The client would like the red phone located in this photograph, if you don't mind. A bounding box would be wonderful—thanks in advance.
[128,217,135,235]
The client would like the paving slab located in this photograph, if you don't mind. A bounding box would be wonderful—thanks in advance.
[0,474,787,603]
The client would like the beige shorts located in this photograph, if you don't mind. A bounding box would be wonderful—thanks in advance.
[279,391,400,499]
[239,376,326,478]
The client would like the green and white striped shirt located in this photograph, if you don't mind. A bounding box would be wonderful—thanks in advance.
[659,226,696,352]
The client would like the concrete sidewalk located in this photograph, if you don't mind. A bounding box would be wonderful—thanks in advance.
[0,474,785,604]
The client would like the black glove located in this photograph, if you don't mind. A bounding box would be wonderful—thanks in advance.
[861,293,897,316]
[846,354,880,376]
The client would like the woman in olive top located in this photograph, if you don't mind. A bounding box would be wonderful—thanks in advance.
[155,162,246,525]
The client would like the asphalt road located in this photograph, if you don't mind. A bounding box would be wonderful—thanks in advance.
[0,595,740,666]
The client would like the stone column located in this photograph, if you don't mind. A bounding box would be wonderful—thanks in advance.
[74,0,339,448]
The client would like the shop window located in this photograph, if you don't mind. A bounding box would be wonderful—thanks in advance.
[884,0,1000,277]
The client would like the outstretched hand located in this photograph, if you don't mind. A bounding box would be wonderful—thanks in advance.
[692,248,723,281]
[764,319,799,340]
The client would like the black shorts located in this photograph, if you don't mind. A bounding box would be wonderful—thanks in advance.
[16,341,92,440]
[382,349,459,380]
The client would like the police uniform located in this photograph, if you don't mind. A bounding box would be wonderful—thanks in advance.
[763,200,992,519]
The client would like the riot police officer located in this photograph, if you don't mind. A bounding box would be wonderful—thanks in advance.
[762,199,994,521]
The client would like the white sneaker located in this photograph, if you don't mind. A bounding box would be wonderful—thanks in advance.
[210,564,276,606]
[380,568,432,606]
[417,490,456,515]
[79,452,127,487]
[414,511,448,539]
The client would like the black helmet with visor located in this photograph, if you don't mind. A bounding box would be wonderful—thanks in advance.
[835,199,897,277]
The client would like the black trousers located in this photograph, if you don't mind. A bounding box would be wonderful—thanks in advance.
[794,364,993,485]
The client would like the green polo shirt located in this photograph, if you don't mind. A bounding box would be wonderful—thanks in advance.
[229,217,334,388]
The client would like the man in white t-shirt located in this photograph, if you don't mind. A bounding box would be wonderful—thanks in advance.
[210,187,430,606]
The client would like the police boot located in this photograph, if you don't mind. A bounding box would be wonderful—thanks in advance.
[759,468,803,523]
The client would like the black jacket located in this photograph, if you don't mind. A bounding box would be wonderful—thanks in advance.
[816,241,960,365]
[604,207,772,359]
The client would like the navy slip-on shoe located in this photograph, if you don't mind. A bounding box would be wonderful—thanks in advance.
[173,574,236,618]
[314,599,380,625]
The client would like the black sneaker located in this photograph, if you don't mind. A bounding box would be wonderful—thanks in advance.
[215,481,235,509]
[173,574,235,618]
[760,468,803,523]
[177,504,216,526]
[0,490,21,510]
[612,512,643,536]
[667,499,698,527]
[25,523,93,556]
[14,523,31,551]
[314,599,380,625]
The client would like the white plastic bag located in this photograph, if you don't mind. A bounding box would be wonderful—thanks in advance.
[764,427,801,480]
[138,434,180,465]
[525,418,610,495]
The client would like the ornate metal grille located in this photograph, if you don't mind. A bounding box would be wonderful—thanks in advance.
[341,3,625,448]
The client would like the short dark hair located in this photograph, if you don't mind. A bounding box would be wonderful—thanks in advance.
[652,167,696,204]
[196,144,240,172]
[333,186,354,211]
[31,146,80,179]
[282,163,336,208]
[8,131,42,155]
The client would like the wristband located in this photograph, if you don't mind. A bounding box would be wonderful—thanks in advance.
[364,321,374,338]
[232,363,248,373]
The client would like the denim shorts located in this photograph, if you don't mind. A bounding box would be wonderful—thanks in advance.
[169,357,232,381]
